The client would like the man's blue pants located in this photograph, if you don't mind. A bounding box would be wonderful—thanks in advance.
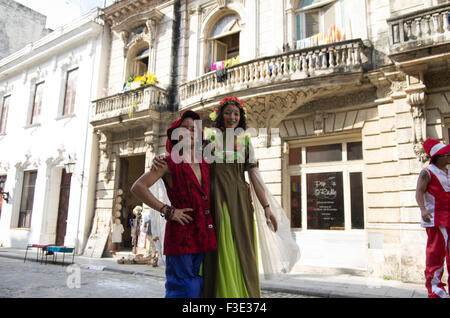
[165,253,204,298]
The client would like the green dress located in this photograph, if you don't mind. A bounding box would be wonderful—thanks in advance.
[202,133,260,298]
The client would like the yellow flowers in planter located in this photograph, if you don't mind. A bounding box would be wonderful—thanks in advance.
[123,73,159,92]
[123,73,160,118]
[133,73,159,86]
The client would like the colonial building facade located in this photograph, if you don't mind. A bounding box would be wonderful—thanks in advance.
[0,9,106,253]
[1,0,447,284]
[90,0,450,283]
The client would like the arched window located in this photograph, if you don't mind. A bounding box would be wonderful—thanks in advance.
[124,24,151,80]
[124,42,150,83]
[207,14,240,73]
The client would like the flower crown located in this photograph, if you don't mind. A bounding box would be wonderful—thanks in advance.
[209,96,247,121]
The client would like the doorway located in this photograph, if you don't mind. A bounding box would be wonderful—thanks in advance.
[114,155,146,251]
[56,169,72,246]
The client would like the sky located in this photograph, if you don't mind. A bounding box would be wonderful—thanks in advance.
[14,0,116,30]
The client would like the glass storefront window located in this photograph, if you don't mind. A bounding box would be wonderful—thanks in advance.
[290,175,302,228]
[306,143,342,163]
[307,172,344,230]
[288,141,364,230]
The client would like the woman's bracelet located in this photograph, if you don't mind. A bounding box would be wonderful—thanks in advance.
[166,206,175,221]
[160,204,175,221]
[262,204,270,210]
[159,204,167,217]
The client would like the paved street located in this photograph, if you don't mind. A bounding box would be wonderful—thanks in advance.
[0,257,312,298]
[0,257,165,298]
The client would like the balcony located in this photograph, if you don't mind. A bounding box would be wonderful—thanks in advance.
[387,3,450,56]
[179,39,369,109]
[91,84,166,126]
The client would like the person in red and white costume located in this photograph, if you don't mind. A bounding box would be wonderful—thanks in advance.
[415,138,450,298]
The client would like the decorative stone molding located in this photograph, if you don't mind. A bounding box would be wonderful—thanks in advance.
[367,69,406,100]
[45,145,67,167]
[120,30,129,45]
[407,91,428,161]
[98,130,112,158]
[58,52,82,73]
[15,152,40,170]
[388,80,407,98]
[123,28,148,58]
[112,8,164,33]
[216,0,227,8]
[144,131,156,152]
[0,82,13,98]
[126,140,135,154]
[407,91,426,108]
[145,18,157,46]
[289,87,376,117]
[246,84,345,129]
[0,161,10,174]
[104,0,164,30]
[97,130,112,182]
[31,66,48,84]
[109,6,163,58]
[405,72,428,162]
[313,111,330,135]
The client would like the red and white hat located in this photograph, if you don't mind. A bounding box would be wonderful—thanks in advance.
[423,138,450,162]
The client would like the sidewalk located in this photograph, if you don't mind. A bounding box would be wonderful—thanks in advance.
[0,247,427,298]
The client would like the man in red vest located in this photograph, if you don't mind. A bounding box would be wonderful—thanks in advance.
[416,138,450,298]
[131,110,217,298]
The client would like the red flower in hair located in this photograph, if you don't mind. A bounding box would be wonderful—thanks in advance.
[212,96,247,120]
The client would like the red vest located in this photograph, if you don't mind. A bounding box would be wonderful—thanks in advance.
[162,156,217,255]
[422,164,450,228]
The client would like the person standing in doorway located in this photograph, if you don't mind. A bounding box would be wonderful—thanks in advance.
[131,110,217,298]
[415,138,450,298]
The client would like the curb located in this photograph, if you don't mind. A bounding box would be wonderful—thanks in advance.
[101,266,166,280]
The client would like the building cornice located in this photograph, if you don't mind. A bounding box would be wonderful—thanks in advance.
[102,0,166,30]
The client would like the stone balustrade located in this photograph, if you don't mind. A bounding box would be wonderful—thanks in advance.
[180,39,366,107]
[91,84,166,122]
[388,3,450,53]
